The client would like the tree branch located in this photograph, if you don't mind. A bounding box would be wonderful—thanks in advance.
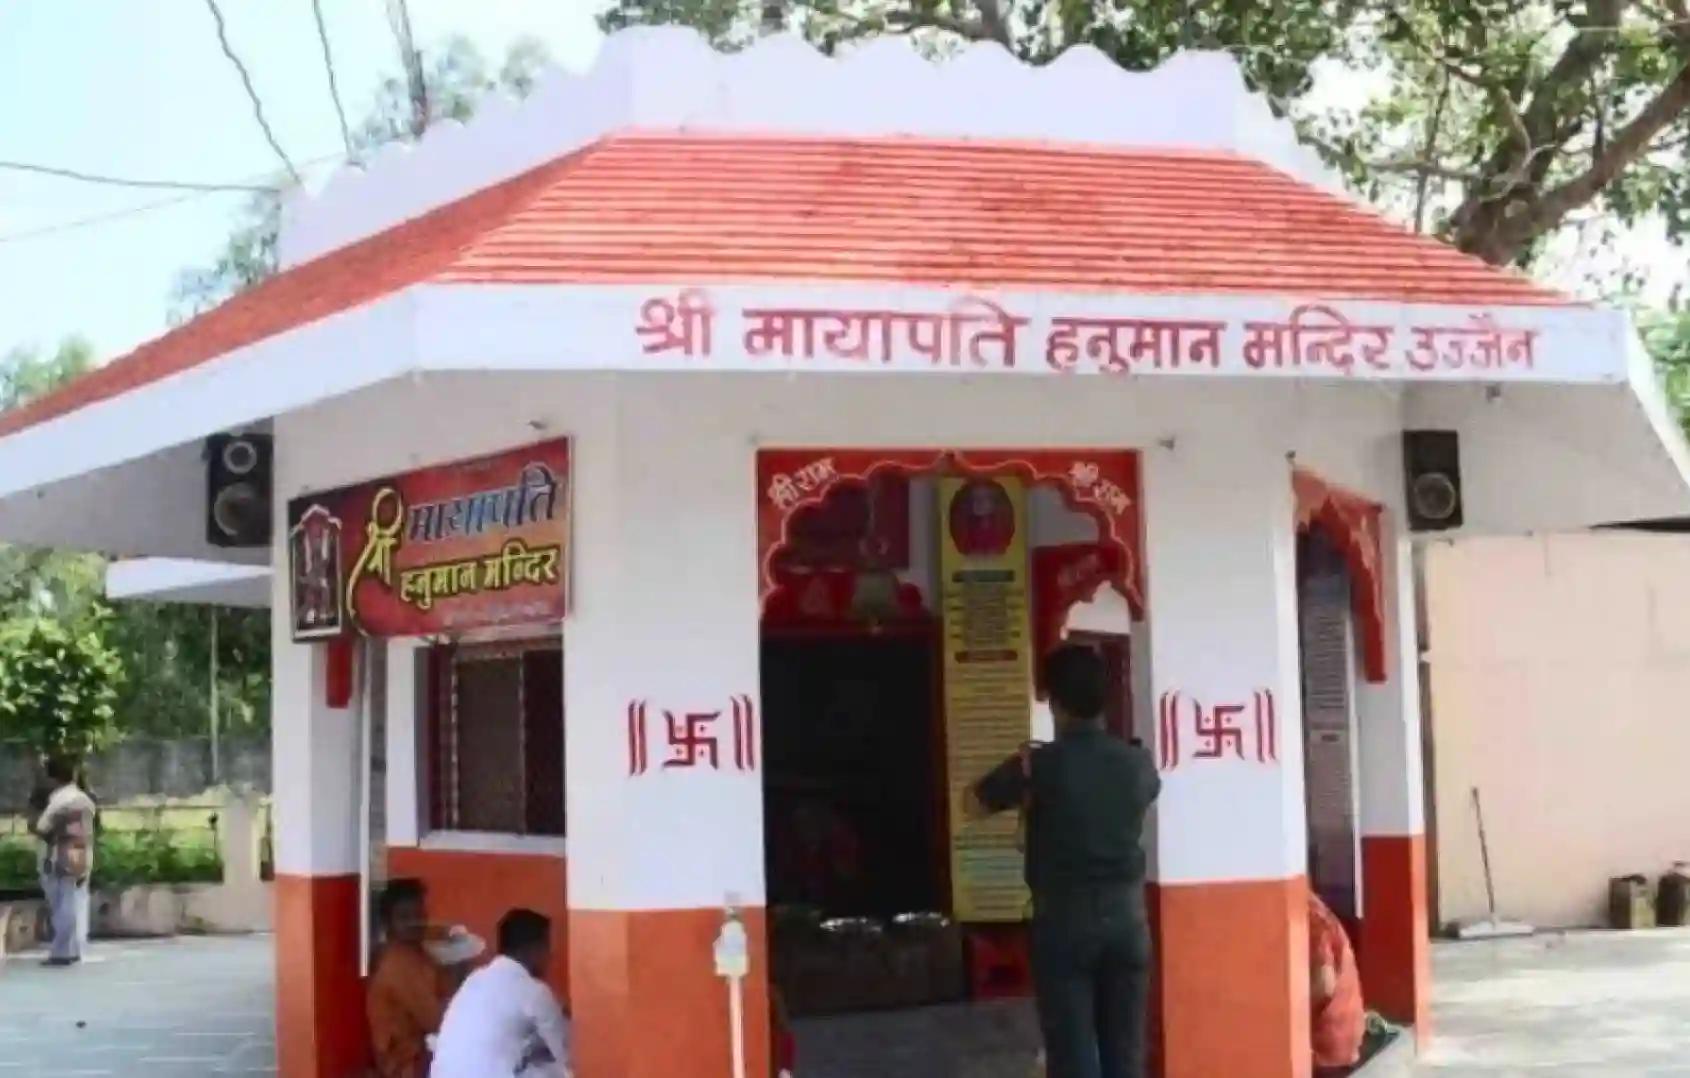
[1416,72,1452,233]
[971,0,1013,48]
[883,7,993,39]
[1301,129,1481,184]
[1502,59,1690,251]
[1664,0,1690,47]
[1386,7,1532,188]
[1519,0,1623,146]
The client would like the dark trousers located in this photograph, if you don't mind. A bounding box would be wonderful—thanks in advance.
[1031,883,1152,1078]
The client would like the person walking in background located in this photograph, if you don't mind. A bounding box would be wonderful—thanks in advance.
[432,908,571,1078]
[32,755,95,967]
[966,645,1162,1078]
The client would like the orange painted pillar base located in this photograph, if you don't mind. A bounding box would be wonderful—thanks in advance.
[570,906,771,1078]
[1153,877,1312,1078]
[1359,834,1432,1040]
[275,874,368,1078]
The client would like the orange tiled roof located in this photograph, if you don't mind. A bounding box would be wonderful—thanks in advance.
[0,133,1572,438]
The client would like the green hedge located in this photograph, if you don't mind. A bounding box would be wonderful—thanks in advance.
[0,830,222,891]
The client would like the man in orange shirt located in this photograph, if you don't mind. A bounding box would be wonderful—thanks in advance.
[368,879,451,1078]
[1309,891,1365,1075]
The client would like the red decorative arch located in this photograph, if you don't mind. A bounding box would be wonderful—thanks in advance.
[756,448,1145,621]
[1293,468,1387,684]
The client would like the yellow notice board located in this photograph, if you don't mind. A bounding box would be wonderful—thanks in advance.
[940,474,1033,923]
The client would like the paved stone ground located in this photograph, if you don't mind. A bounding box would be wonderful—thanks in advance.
[794,998,1040,1078]
[6,929,1689,1076]
[0,935,275,1076]
[1422,928,1690,1077]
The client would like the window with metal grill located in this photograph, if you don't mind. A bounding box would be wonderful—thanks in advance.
[426,640,564,837]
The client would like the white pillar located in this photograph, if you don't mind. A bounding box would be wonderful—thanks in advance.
[383,639,424,849]
[564,381,770,1078]
[1142,441,1311,1078]
[269,574,367,1075]
[1354,520,1432,1033]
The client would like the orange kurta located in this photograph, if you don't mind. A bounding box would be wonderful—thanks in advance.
[1309,894,1365,1070]
[367,943,450,1078]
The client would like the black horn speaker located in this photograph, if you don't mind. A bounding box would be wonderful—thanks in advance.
[206,432,273,548]
[1403,429,1462,532]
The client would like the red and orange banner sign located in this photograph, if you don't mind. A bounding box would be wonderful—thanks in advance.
[287,440,570,641]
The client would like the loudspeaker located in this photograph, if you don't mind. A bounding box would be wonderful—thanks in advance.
[206,432,273,547]
[1403,430,1462,531]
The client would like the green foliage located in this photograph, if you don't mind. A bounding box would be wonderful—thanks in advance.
[168,192,281,322]
[0,840,35,889]
[0,337,93,411]
[106,605,271,738]
[0,830,223,891]
[0,616,124,762]
[354,34,554,150]
[0,342,270,740]
[1269,2,1690,265]
[1645,305,1690,432]
[91,829,223,889]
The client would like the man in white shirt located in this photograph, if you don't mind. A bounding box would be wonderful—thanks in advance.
[432,908,571,1078]
[33,757,96,967]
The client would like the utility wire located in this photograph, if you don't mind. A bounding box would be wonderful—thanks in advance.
[204,0,303,186]
[0,160,278,194]
[0,152,348,245]
[0,191,204,244]
[311,0,357,160]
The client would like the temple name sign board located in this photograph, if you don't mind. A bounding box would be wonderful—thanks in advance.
[288,439,570,641]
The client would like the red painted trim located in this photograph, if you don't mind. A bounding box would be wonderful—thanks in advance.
[1359,834,1432,1041]
[756,448,1145,620]
[1031,542,1133,696]
[324,638,356,710]
[274,873,368,1078]
[1293,468,1388,684]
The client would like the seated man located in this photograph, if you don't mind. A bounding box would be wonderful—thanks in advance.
[368,879,451,1078]
[1309,891,1365,1075]
[432,908,571,1078]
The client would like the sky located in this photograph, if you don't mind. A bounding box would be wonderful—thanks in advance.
[0,3,1682,366]
[0,0,608,361]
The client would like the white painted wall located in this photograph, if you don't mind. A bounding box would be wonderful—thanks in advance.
[1140,440,1308,884]
[384,639,424,849]
[268,585,360,877]
[3,283,1678,556]
[272,368,1417,901]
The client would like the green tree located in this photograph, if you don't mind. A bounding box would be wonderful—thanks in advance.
[0,342,272,741]
[0,616,124,762]
[171,35,554,319]
[0,340,109,629]
[0,337,93,412]
[602,0,1690,269]
[105,605,271,739]
[1646,302,1690,429]
[1317,3,1690,267]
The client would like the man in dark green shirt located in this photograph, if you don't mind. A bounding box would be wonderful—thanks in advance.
[967,644,1162,1078]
